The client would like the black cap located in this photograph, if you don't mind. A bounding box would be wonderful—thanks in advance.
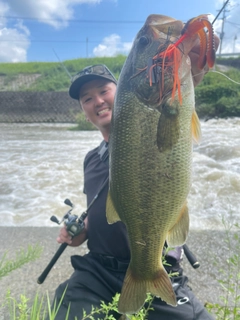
[69,64,117,100]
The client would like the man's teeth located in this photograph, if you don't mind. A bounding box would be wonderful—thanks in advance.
[98,108,109,115]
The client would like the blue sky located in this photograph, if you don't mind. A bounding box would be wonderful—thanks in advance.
[0,0,239,62]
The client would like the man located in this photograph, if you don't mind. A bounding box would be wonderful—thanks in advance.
[53,37,219,319]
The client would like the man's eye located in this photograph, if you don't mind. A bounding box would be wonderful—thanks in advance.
[84,97,91,103]
[101,89,108,95]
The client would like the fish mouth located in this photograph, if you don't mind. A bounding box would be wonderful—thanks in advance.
[97,107,111,116]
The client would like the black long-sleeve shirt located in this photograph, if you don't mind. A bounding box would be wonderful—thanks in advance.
[83,143,130,261]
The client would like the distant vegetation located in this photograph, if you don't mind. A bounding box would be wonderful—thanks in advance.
[0,55,126,92]
[0,55,240,119]
[195,64,240,119]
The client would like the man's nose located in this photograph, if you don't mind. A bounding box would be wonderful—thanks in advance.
[94,95,104,106]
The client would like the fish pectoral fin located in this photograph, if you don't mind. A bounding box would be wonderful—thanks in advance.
[191,110,201,143]
[118,266,176,314]
[106,192,121,224]
[157,102,180,152]
[167,202,189,247]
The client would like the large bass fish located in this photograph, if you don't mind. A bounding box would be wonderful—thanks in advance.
[106,14,215,314]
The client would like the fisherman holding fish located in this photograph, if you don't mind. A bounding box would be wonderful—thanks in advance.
[52,14,219,320]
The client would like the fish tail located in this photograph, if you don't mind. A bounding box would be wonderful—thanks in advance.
[118,266,177,314]
[118,267,147,314]
[147,268,177,307]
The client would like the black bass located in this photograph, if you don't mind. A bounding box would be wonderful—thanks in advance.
[106,14,215,314]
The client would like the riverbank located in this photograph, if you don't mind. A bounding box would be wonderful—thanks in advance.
[0,227,236,317]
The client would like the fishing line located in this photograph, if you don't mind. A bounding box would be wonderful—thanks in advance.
[209,69,240,85]
[192,69,240,85]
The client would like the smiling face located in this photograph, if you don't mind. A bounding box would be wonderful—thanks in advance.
[79,78,117,141]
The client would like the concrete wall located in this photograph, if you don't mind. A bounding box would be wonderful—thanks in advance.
[0,91,80,123]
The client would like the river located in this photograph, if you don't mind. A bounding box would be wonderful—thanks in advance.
[0,119,239,229]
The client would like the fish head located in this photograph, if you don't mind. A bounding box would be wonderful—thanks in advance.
[121,14,185,108]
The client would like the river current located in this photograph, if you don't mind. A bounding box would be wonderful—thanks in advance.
[0,119,239,229]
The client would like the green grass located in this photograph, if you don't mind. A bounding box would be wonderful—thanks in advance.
[0,244,43,280]
[3,290,154,320]
[205,219,240,319]
[0,55,127,92]
[0,55,127,75]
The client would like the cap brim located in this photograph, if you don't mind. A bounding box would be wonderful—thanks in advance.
[69,74,117,100]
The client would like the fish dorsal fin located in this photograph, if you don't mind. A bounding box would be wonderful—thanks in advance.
[106,192,121,224]
[191,110,201,143]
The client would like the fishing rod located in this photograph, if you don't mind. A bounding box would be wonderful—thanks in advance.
[212,0,230,25]
[52,48,72,79]
[183,244,200,269]
[37,177,109,284]
[37,198,84,284]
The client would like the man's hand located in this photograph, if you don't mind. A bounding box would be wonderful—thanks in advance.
[189,34,220,87]
[57,217,88,246]
[57,225,73,245]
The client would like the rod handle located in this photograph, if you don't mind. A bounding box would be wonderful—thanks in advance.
[183,244,200,269]
[37,242,68,284]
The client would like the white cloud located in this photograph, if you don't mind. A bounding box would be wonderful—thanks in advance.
[93,34,132,57]
[0,0,104,62]
[0,26,30,62]
[6,0,102,29]
[14,19,30,36]
[0,1,9,27]
[0,1,30,62]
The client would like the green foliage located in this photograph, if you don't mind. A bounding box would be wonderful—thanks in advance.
[0,61,59,74]
[216,56,240,69]
[3,291,154,320]
[206,220,240,319]
[3,289,67,320]
[0,244,43,280]
[195,68,240,118]
[81,293,154,320]
[69,112,97,131]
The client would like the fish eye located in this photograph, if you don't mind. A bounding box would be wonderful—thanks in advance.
[139,36,149,46]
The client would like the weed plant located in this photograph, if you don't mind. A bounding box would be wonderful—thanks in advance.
[206,219,240,319]
[0,244,42,280]
[3,290,154,320]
